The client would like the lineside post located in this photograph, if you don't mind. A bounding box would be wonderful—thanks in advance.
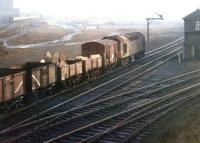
[146,13,164,42]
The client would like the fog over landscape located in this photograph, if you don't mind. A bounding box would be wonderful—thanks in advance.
[1,1,200,143]
[14,0,200,24]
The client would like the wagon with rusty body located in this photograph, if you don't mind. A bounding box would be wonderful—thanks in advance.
[81,39,118,68]
[103,32,145,64]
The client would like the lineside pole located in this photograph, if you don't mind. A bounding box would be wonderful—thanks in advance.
[146,13,163,42]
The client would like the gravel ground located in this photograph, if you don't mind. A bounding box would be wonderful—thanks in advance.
[131,60,200,88]
[125,60,200,143]
[144,91,200,143]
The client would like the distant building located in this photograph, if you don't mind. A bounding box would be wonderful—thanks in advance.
[0,0,19,24]
[183,9,200,60]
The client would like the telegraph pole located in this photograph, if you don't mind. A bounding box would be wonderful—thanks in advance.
[146,13,163,42]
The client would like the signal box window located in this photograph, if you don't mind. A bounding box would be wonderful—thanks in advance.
[195,21,200,31]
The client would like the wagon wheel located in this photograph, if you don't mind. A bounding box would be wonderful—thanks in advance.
[91,71,95,79]
[68,79,72,86]
[86,73,90,80]
[0,103,10,113]
[72,77,77,86]
[95,70,99,79]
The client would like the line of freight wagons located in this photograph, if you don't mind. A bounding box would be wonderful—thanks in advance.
[0,32,145,108]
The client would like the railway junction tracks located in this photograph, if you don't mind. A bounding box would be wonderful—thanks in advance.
[0,37,184,142]
[78,87,200,143]
[3,70,200,143]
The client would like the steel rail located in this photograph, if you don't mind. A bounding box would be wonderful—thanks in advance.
[5,72,200,142]
[9,70,200,132]
[45,83,200,143]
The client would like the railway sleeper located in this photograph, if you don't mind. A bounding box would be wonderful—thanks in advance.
[102,136,123,142]
[81,131,96,136]
[75,133,95,140]
[91,128,105,132]
[138,133,146,137]
[75,133,94,138]
[135,136,143,141]
[67,136,83,142]
[100,140,118,143]
[135,122,149,127]
[59,141,72,143]
[22,136,36,143]
[94,126,108,131]
[102,134,128,142]
[115,131,131,136]
[90,114,101,118]
[84,107,100,111]
[105,122,119,127]
[20,139,32,143]
[113,116,127,121]
[89,128,103,134]
[108,118,124,124]
[124,125,141,130]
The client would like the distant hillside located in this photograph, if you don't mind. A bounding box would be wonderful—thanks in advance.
[0,19,73,45]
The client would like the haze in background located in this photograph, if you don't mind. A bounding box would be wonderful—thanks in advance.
[14,0,200,23]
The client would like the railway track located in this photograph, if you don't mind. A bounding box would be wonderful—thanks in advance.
[127,94,200,143]
[44,83,200,143]
[85,92,200,143]
[0,38,183,132]
[2,59,199,142]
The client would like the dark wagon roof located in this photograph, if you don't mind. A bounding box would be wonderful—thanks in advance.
[103,32,145,43]
[183,9,200,21]
[124,32,145,40]
[103,35,125,43]
[82,39,117,47]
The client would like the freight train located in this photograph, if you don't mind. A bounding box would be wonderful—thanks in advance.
[0,32,145,109]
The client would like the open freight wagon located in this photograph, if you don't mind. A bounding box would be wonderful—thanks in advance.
[0,62,57,109]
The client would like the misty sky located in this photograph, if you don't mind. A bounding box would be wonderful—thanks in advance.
[14,0,200,22]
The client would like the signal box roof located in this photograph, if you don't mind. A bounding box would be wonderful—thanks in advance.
[183,9,200,21]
